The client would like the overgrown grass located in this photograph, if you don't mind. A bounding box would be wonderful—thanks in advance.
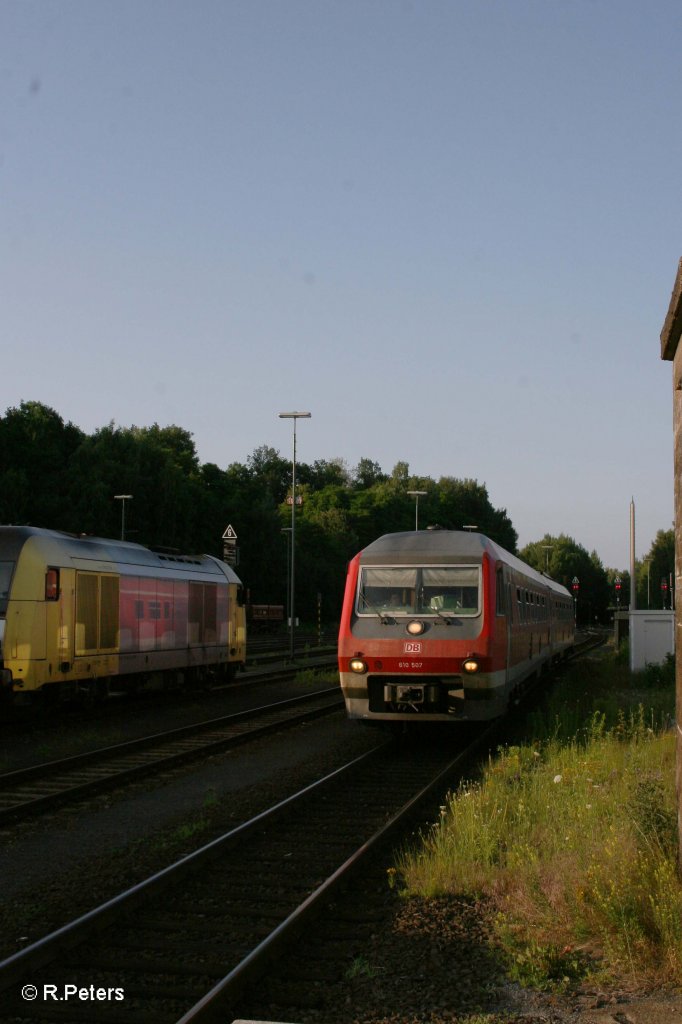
[293,667,339,689]
[395,651,681,992]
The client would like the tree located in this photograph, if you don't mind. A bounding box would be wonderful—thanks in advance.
[301,458,350,490]
[247,445,291,503]
[637,529,675,609]
[0,401,84,527]
[352,458,387,489]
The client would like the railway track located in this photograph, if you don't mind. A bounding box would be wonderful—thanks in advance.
[0,687,343,825]
[0,727,496,1024]
[2,648,338,730]
[0,635,602,827]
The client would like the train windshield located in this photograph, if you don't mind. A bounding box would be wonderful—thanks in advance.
[356,565,480,617]
[0,561,15,615]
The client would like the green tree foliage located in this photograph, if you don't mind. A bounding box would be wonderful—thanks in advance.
[636,529,675,609]
[352,457,387,489]
[2,401,647,626]
[0,401,84,526]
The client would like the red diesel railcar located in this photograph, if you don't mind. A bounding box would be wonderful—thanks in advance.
[338,530,574,723]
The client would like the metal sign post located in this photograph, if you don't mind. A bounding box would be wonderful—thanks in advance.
[222,525,238,566]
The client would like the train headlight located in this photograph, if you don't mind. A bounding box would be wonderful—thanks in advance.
[462,657,480,674]
[406,620,425,636]
[350,658,368,674]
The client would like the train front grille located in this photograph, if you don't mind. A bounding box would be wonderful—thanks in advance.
[367,675,464,714]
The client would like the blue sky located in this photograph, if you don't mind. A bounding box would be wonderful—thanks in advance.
[2,0,680,570]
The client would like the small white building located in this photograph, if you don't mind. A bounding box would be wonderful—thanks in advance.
[629,610,675,672]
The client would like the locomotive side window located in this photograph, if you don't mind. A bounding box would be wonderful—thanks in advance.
[45,568,59,601]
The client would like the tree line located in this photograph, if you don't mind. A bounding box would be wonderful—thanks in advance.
[0,401,673,625]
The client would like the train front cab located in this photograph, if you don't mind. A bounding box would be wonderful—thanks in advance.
[339,547,513,723]
[339,538,574,726]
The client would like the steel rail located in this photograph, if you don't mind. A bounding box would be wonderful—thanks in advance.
[0,729,497,1023]
[176,721,499,1024]
[0,743,389,994]
[0,687,343,825]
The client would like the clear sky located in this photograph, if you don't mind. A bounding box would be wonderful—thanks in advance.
[2,0,680,570]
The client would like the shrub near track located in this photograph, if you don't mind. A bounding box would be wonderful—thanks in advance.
[395,652,682,992]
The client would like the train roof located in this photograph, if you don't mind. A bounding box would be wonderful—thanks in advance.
[0,526,242,584]
[358,530,571,598]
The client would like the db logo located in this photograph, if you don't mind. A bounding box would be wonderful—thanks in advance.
[403,642,422,653]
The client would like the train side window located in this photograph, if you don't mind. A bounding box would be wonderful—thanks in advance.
[45,568,59,601]
[135,600,144,619]
[149,601,161,620]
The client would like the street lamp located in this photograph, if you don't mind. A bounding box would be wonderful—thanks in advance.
[114,495,133,541]
[407,490,427,531]
[279,412,311,658]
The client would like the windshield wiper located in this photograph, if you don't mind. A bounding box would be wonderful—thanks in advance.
[358,595,391,623]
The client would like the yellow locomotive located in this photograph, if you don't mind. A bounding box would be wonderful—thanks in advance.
[0,526,246,702]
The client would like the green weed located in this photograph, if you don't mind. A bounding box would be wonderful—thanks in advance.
[394,652,681,991]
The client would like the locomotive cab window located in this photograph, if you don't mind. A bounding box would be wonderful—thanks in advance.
[357,565,480,617]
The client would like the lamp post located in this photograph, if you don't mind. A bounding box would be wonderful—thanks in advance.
[281,527,292,629]
[114,495,133,541]
[279,412,311,658]
[407,490,427,531]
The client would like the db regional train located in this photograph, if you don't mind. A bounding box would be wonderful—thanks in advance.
[0,526,246,704]
[338,530,574,723]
